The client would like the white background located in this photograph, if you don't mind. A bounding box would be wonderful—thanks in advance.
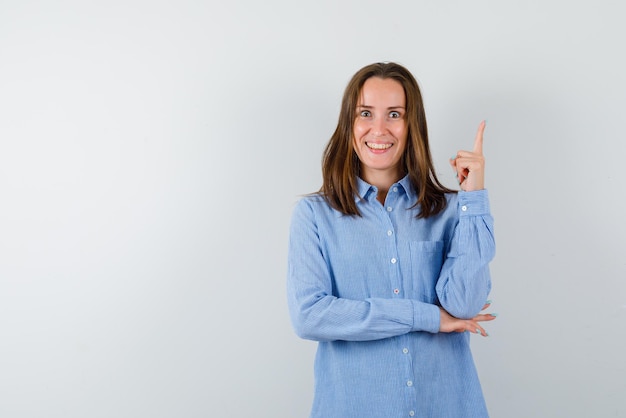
[1,1,625,417]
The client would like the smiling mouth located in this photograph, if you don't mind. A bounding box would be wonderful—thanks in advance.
[366,142,393,150]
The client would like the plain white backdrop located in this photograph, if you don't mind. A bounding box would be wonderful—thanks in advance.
[1,1,625,417]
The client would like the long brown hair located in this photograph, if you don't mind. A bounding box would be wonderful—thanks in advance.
[320,62,455,218]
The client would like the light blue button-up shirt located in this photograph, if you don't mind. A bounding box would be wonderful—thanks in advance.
[287,175,495,418]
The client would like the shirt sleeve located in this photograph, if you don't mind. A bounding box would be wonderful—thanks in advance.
[435,189,495,319]
[286,198,440,343]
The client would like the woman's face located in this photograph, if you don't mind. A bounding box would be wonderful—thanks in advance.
[353,77,408,184]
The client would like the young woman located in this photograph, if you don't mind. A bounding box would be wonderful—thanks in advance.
[287,62,496,418]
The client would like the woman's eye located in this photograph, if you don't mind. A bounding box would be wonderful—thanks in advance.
[389,111,401,118]
[359,110,371,117]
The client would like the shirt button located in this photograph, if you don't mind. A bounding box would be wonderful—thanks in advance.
[461,205,467,211]
[406,380,413,387]
[409,411,415,417]
[391,258,397,264]
[387,206,393,212]
[402,348,409,354]
[392,187,398,192]
[393,288,400,295]
[387,230,393,236]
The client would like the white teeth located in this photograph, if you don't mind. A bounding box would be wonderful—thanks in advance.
[366,142,392,150]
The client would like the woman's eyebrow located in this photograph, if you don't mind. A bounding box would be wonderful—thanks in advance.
[356,104,406,109]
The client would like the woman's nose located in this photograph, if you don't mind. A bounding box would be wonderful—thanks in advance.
[372,116,387,136]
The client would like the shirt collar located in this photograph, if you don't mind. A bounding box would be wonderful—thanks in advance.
[356,177,376,201]
[397,175,417,201]
[355,175,417,202]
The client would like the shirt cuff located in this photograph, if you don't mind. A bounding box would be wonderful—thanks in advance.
[458,189,490,216]
[411,300,441,334]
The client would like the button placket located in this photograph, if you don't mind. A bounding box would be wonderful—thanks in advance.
[384,188,402,299]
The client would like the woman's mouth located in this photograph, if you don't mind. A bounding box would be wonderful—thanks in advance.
[366,142,393,150]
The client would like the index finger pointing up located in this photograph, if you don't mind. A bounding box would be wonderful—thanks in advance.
[473,120,486,155]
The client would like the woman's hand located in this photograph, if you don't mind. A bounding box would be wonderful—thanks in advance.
[439,302,496,337]
[450,120,486,191]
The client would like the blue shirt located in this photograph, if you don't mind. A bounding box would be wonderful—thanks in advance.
[287,176,495,418]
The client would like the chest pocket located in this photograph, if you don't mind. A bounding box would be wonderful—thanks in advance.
[409,240,444,303]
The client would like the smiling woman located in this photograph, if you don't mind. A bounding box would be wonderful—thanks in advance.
[353,77,408,202]
[287,62,496,418]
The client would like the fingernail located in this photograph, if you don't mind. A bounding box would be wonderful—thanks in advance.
[475,328,481,334]
[490,313,498,317]
[485,300,492,305]
[485,332,489,337]
[450,155,457,160]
